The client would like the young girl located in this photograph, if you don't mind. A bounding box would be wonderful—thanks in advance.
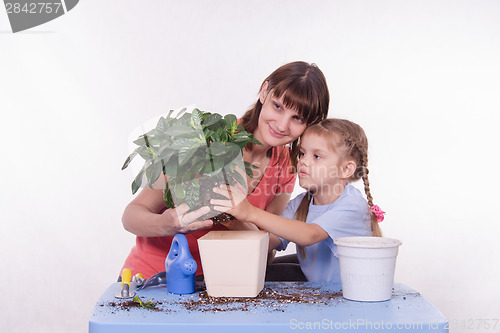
[120,61,330,279]
[212,118,384,283]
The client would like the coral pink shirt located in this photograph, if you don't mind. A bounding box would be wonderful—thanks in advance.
[121,145,296,279]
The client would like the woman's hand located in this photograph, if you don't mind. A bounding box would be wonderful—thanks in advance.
[122,187,213,237]
[167,203,214,234]
[211,183,253,222]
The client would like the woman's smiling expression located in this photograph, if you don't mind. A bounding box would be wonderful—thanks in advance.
[254,84,307,148]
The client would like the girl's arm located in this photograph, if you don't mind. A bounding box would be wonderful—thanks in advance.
[269,233,284,250]
[265,192,293,250]
[240,204,328,247]
[212,186,328,247]
[222,188,291,232]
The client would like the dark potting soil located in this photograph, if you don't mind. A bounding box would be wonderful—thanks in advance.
[104,284,342,313]
[189,177,237,224]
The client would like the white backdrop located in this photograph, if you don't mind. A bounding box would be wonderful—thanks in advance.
[1,1,499,332]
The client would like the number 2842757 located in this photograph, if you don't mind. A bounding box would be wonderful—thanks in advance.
[5,2,63,14]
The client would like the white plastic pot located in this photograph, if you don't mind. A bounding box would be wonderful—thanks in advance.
[334,237,402,302]
[198,230,269,297]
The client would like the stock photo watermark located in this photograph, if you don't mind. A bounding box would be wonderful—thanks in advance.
[3,0,79,32]
[289,318,499,331]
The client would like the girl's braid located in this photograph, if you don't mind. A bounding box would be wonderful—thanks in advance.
[347,133,372,205]
[355,140,382,237]
[359,153,374,207]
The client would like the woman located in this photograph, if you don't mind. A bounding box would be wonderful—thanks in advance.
[120,61,330,279]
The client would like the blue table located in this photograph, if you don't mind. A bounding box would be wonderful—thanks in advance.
[89,282,448,332]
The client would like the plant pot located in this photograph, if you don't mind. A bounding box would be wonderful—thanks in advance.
[334,237,402,302]
[197,230,269,297]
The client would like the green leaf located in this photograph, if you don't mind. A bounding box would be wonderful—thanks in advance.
[122,150,138,170]
[133,132,152,146]
[174,183,186,199]
[164,156,178,178]
[155,116,169,133]
[218,151,241,168]
[136,147,150,160]
[166,125,195,137]
[223,114,237,134]
[207,142,228,157]
[203,157,225,176]
[203,113,222,127]
[149,147,158,158]
[229,169,247,191]
[203,129,215,141]
[245,161,259,169]
[164,183,175,208]
[212,127,223,141]
[146,161,163,188]
[191,108,203,129]
[244,161,258,178]
[185,179,200,209]
[132,179,140,194]
[178,112,192,126]
[249,137,263,145]
[170,138,199,150]
[187,159,206,179]
[233,132,250,140]
[131,168,145,194]
[133,295,155,310]
[180,145,204,166]
[158,148,176,165]
[221,129,228,142]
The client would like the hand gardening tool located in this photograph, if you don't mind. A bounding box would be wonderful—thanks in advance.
[137,271,167,290]
[114,268,136,299]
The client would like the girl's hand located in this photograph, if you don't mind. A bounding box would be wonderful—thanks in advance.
[211,184,252,222]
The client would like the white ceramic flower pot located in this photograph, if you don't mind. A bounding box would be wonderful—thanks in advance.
[198,230,269,297]
[334,237,402,302]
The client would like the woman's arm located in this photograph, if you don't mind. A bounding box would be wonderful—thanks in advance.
[264,192,292,216]
[122,187,213,237]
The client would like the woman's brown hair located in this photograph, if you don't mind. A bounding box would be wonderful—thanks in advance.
[240,61,330,168]
[295,118,382,256]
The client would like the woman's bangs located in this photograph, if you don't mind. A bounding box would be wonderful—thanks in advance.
[273,81,318,123]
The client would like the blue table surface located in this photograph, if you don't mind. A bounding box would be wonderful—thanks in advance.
[89,282,448,332]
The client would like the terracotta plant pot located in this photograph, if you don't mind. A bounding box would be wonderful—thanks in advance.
[198,230,269,297]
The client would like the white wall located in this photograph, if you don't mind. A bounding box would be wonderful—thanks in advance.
[1,1,499,332]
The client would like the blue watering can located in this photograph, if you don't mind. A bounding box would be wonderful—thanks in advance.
[165,234,197,294]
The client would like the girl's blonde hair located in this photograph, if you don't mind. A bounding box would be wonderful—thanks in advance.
[295,118,382,256]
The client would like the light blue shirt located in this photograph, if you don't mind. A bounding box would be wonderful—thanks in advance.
[276,184,372,282]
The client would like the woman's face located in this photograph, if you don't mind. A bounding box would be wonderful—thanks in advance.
[254,84,307,148]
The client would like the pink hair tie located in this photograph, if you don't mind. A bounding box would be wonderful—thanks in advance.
[370,205,386,223]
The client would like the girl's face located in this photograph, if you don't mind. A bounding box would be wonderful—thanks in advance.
[254,84,307,148]
[297,133,350,196]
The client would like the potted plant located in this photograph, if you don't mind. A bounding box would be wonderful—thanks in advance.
[122,106,262,223]
[123,107,270,297]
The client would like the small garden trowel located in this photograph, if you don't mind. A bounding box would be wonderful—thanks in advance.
[114,268,136,299]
